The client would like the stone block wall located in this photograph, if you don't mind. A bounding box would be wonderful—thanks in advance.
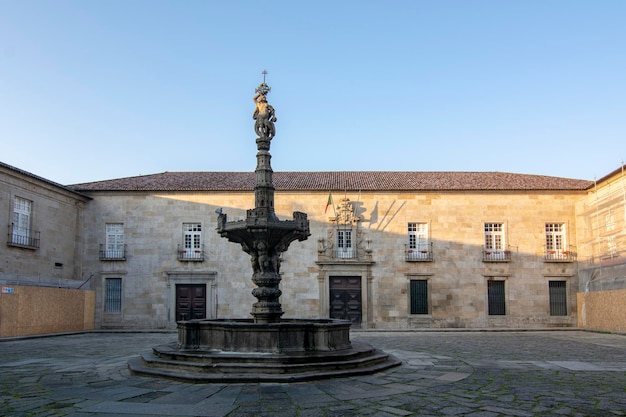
[346,191,580,328]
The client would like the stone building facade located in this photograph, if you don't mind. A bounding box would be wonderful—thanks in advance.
[0,162,94,337]
[71,171,593,330]
[5,162,626,332]
[0,162,90,289]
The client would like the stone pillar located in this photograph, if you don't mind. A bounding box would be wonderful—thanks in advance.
[251,271,283,323]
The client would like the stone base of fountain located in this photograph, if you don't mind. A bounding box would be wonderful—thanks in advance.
[128,318,401,382]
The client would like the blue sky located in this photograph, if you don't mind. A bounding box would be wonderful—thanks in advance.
[1,1,625,185]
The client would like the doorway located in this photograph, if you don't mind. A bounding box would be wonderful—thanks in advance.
[329,276,362,327]
[175,284,207,321]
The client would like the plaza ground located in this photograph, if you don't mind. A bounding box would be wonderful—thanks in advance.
[1,330,626,416]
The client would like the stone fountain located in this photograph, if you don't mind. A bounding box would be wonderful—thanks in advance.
[128,76,400,382]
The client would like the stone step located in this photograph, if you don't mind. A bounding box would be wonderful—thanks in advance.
[151,341,378,365]
[128,350,401,383]
[141,348,393,374]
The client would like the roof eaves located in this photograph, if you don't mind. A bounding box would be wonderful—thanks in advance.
[1,160,92,200]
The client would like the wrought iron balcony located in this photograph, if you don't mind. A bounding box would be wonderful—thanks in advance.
[7,224,40,249]
[483,246,513,262]
[544,245,577,262]
[405,243,433,262]
[177,244,205,261]
[99,244,127,261]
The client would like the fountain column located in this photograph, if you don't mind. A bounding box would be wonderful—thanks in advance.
[217,77,310,324]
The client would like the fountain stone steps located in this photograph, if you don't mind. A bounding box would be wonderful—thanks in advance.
[152,341,379,364]
[128,342,401,383]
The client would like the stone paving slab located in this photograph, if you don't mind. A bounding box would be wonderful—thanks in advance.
[1,330,626,416]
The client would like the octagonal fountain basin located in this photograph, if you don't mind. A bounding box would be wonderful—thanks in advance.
[128,318,402,383]
[177,318,352,353]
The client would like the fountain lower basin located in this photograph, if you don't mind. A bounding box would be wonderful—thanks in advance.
[128,318,401,382]
[177,318,352,353]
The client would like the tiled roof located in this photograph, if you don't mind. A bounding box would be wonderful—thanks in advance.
[69,171,593,192]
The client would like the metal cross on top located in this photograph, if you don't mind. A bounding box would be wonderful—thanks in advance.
[255,70,271,96]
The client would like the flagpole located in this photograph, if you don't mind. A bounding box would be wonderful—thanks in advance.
[324,191,334,214]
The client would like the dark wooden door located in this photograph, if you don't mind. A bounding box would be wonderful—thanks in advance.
[329,276,362,327]
[176,284,206,321]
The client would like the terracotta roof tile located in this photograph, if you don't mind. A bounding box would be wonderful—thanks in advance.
[69,171,592,192]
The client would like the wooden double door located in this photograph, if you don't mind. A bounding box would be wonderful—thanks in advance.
[329,276,362,327]
[175,284,206,321]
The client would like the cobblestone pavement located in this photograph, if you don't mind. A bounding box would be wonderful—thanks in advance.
[1,330,626,416]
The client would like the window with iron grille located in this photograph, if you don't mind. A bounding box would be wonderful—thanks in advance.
[105,223,125,259]
[549,281,567,316]
[409,279,428,315]
[104,278,122,313]
[487,280,506,315]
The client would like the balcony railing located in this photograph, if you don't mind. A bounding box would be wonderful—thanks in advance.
[544,245,577,262]
[405,243,433,262]
[317,239,373,262]
[333,248,356,259]
[177,244,205,261]
[483,246,512,262]
[7,224,40,249]
[99,244,127,261]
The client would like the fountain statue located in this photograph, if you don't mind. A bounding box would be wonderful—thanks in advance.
[128,74,400,382]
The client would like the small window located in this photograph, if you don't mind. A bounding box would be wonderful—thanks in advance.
[549,281,567,316]
[180,223,203,260]
[484,223,509,261]
[605,212,615,232]
[407,223,431,260]
[545,223,565,251]
[103,223,125,260]
[13,197,32,237]
[10,196,39,248]
[336,229,354,258]
[408,223,428,250]
[487,280,506,315]
[104,278,122,313]
[409,280,428,315]
[484,223,505,250]
[545,223,572,261]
